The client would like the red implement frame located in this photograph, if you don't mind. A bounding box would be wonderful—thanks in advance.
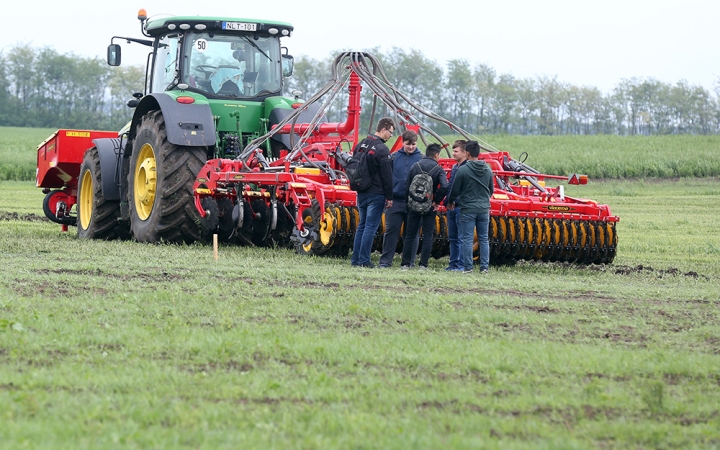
[36,129,118,230]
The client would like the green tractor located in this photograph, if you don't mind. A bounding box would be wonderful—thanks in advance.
[79,9,309,243]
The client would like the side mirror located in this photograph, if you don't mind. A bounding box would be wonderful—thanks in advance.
[281,54,294,77]
[107,44,121,66]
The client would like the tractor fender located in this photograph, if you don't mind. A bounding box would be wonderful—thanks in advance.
[92,137,125,201]
[128,93,216,147]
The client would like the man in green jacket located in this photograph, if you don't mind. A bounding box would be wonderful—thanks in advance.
[448,140,494,274]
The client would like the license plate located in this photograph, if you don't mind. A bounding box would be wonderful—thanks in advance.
[222,22,257,31]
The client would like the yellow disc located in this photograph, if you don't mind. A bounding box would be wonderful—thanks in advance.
[319,206,336,246]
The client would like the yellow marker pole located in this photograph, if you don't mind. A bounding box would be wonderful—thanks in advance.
[213,234,219,261]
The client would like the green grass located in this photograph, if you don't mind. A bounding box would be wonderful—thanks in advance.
[0,126,57,181]
[1,180,719,448]
[3,126,720,181]
[475,134,720,179]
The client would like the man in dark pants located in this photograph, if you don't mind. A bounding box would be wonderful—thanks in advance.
[400,143,448,269]
[449,140,494,274]
[350,117,395,268]
[379,130,422,268]
[443,140,468,271]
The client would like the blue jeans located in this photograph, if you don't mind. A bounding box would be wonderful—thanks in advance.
[351,193,386,265]
[459,211,489,271]
[446,207,461,269]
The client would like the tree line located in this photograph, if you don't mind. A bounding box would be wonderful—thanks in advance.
[2,44,719,135]
[0,44,143,131]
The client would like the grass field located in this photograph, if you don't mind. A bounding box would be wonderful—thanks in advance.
[0,127,57,181]
[2,125,720,181]
[1,178,719,448]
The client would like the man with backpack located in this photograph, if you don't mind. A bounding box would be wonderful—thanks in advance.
[379,130,422,268]
[399,143,448,269]
[349,117,395,268]
[448,140,494,274]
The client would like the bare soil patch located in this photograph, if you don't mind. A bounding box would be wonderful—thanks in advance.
[0,210,48,222]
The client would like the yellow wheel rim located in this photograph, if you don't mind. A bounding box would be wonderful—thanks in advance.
[79,168,93,230]
[134,143,157,221]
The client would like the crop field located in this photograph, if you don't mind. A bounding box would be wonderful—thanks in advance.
[2,126,720,181]
[1,129,720,448]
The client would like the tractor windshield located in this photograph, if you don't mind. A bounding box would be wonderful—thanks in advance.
[180,32,282,99]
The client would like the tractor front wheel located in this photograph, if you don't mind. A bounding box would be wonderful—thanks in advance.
[128,110,206,243]
[77,147,127,240]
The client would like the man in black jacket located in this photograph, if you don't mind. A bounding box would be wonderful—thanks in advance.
[400,143,448,269]
[350,117,395,268]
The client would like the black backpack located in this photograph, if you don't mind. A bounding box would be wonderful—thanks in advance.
[407,162,441,214]
[346,138,378,192]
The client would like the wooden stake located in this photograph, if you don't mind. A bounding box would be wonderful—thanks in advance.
[213,234,218,261]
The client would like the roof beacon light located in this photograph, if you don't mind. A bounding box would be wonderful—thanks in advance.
[138,9,147,21]
[281,29,289,36]
[268,28,279,35]
[195,24,207,30]
[179,24,191,30]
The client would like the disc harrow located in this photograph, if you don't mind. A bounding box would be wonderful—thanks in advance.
[190,52,619,265]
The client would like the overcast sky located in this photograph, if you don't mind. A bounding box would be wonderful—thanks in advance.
[2,0,717,93]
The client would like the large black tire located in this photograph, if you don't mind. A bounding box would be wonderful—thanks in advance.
[77,147,127,240]
[128,110,207,243]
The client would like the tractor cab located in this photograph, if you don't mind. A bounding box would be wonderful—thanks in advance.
[108,10,295,102]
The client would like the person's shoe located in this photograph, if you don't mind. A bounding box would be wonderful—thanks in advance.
[462,269,473,274]
[400,265,410,271]
[418,266,428,271]
[480,268,488,274]
[379,265,391,269]
[353,262,376,268]
[444,266,454,271]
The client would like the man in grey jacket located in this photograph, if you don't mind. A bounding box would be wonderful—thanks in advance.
[448,140,494,274]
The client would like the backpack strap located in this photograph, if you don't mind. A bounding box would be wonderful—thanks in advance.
[412,161,427,174]
[427,163,442,178]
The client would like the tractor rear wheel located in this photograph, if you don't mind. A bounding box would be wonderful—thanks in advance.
[128,110,207,243]
[77,147,127,240]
